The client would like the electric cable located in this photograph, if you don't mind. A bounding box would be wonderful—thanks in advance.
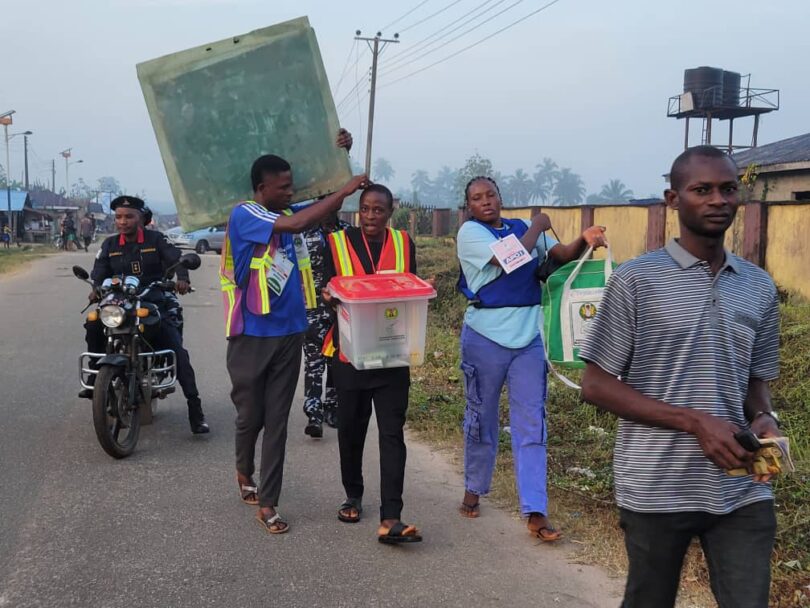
[397,0,466,34]
[381,0,525,77]
[380,0,501,70]
[380,0,563,89]
[380,0,432,32]
[332,39,358,98]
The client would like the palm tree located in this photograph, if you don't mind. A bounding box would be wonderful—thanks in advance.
[532,158,559,203]
[411,170,432,204]
[433,166,458,207]
[552,168,586,206]
[373,157,395,181]
[598,179,634,203]
[506,169,533,207]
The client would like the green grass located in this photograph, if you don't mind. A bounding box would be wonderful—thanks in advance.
[409,236,810,606]
[0,245,46,275]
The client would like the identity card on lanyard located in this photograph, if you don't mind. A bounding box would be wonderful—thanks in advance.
[267,241,295,295]
[489,233,532,274]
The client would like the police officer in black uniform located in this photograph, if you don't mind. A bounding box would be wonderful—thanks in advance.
[79,196,209,434]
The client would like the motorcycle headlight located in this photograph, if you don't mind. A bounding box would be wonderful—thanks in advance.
[100,305,126,328]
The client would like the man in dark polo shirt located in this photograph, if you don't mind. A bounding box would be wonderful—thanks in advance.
[580,146,783,608]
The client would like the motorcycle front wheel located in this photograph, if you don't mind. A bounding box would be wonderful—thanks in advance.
[92,365,141,458]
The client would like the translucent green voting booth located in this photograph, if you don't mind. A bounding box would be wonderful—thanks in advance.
[137,17,351,231]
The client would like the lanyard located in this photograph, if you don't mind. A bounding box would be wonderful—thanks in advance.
[360,229,387,274]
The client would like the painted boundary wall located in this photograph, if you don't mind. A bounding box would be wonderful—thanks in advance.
[502,202,810,301]
[343,202,810,300]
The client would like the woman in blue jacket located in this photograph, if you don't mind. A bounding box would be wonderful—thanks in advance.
[456,176,606,541]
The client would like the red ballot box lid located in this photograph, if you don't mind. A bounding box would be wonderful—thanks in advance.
[328,273,437,303]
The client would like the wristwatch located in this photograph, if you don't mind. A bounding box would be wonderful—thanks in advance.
[753,410,781,427]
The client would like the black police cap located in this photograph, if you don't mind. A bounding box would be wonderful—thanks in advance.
[110,196,146,213]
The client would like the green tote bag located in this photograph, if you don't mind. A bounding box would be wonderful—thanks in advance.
[543,245,615,370]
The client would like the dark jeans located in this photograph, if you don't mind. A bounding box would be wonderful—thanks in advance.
[227,333,303,507]
[337,383,409,521]
[619,501,776,608]
[85,319,200,406]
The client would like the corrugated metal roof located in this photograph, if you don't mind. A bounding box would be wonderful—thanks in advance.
[733,132,810,167]
[0,189,29,212]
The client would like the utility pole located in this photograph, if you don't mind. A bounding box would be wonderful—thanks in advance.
[23,132,30,191]
[1,110,16,236]
[61,149,71,194]
[354,30,399,176]
[51,159,56,192]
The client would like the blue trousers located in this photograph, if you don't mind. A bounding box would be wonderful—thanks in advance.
[460,324,549,516]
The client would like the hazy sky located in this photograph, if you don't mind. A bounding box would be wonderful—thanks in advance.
[2,0,808,212]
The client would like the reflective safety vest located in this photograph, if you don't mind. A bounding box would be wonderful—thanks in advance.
[219,205,317,338]
[322,227,411,359]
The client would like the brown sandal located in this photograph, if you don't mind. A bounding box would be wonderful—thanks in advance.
[459,499,480,518]
[256,510,289,535]
[528,514,562,542]
[532,526,563,542]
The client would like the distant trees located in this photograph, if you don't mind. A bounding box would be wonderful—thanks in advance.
[96,176,123,196]
[505,169,533,206]
[386,154,636,209]
[553,168,586,205]
[373,157,395,181]
[532,158,559,204]
[585,179,635,204]
[454,153,494,204]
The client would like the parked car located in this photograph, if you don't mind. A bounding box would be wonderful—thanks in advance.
[165,226,191,248]
[184,225,226,254]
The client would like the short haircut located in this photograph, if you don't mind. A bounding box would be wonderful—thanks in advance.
[251,155,291,190]
[669,146,737,190]
[464,176,501,203]
[360,183,394,209]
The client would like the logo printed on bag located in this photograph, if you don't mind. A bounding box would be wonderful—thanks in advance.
[578,303,597,320]
[385,307,399,319]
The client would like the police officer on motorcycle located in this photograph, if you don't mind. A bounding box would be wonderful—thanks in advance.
[79,195,210,434]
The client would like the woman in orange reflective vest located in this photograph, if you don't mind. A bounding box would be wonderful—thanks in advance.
[322,184,423,545]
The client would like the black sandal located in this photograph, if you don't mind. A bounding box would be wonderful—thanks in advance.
[378,521,422,544]
[238,480,259,506]
[338,497,363,523]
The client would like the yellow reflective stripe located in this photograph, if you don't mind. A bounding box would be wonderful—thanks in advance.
[224,286,235,336]
[333,231,354,276]
[391,229,405,272]
[300,264,317,309]
[258,274,270,314]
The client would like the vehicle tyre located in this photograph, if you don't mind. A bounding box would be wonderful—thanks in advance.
[92,365,140,458]
[195,240,209,254]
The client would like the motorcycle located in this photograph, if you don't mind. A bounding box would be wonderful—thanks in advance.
[73,253,201,458]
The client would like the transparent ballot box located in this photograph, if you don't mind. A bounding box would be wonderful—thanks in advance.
[328,273,436,370]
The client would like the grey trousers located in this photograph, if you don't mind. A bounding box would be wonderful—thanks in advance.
[227,333,304,507]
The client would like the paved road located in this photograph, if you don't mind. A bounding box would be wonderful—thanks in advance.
[0,251,621,608]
